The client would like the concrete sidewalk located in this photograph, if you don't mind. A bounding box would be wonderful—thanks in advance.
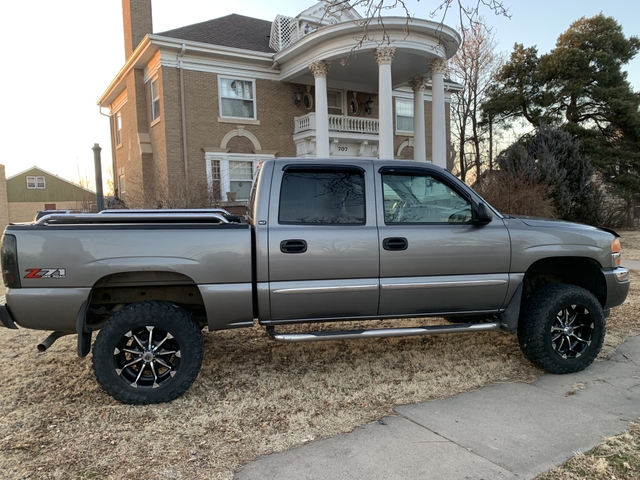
[235,336,640,479]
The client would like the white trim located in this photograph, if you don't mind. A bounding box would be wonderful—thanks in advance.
[204,152,276,201]
[396,139,415,156]
[143,51,162,83]
[111,91,128,114]
[217,117,260,126]
[220,128,262,151]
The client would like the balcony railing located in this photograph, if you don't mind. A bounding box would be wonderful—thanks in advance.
[294,113,379,135]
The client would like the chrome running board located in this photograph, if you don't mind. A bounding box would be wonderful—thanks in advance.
[266,321,501,343]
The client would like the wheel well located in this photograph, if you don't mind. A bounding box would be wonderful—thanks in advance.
[523,257,606,306]
[86,271,206,330]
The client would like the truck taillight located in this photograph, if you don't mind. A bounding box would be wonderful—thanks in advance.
[1,234,21,288]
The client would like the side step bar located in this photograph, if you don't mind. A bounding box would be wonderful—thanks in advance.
[266,321,501,343]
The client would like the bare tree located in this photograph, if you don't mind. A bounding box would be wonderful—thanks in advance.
[323,0,509,51]
[448,17,501,181]
[124,175,217,210]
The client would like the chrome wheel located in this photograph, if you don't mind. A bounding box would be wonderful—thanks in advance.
[114,326,181,389]
[518,284,605,374]
[550,304,594,359]
[93,301,204,404]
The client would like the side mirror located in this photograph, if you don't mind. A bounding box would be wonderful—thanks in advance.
[473,202,493,225]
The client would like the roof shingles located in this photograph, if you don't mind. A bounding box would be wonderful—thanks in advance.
[156,14,274,53]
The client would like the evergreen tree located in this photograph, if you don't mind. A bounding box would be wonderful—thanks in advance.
[497,125,603,225]
[482,14,640,225]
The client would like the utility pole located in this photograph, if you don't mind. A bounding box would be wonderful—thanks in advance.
[92,143,105,212]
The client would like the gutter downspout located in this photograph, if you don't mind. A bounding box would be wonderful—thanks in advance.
[99,106,117,202]
[179,44,189,179]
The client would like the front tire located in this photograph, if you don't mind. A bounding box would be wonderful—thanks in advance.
[517,284,605,374]
[92,301,204,404]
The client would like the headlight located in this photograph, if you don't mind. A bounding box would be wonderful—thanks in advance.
[611,238,621,267]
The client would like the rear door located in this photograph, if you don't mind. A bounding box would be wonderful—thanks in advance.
[377,166,511,316]
[267,162,379,321]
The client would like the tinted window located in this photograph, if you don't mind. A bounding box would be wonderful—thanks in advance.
[279,170,365,224]
[382,173,471,224]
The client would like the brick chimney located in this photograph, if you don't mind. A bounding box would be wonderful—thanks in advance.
[122,0,153,58]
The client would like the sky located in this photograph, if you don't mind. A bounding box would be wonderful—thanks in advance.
[1,0,638,189]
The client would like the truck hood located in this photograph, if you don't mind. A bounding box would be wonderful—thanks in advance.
[510,216,618,237]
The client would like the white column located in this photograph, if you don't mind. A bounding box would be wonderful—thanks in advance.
[375,47,396,160]
[430,58,447,169]
[409,77,428,162]
[309,61,331,158]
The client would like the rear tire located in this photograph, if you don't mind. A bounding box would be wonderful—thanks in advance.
[92,301,204,404]
[517,284,605,374]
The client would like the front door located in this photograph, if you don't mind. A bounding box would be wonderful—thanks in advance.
[267,163,379,321]
[377,167,511,316]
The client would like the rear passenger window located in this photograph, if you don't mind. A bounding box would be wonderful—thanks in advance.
[279,169,365,224]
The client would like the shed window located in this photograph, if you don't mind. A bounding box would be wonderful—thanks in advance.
[27,176,46,189]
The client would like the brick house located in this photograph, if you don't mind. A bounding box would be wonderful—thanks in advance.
[98,1,461,206]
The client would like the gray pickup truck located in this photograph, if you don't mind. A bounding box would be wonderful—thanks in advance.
[0,158,630,404]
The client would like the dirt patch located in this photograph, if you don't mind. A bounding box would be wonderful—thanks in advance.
[1,245,639,479]
[620,230,640,260]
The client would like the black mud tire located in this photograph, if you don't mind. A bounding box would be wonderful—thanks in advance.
[92,301,204,404]
[517,284,605,374]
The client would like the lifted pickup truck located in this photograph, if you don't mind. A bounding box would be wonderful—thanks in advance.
[0,159,630,404]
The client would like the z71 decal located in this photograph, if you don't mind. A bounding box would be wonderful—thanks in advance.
[24,268,67,279]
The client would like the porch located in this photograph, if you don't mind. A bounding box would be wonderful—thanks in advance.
[293,113,380,158]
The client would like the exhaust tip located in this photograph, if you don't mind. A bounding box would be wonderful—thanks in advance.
[37,331,71,352]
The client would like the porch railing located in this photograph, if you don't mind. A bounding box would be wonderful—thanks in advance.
[294,113,379,135]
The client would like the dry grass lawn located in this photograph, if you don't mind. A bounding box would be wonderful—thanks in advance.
[1,233,639,479]
[538,420,640,480]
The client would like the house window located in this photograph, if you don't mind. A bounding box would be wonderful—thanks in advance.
[118,174,126,195]
[229,161,254,200]
[210,160,221,200]
[151,78,160,121]
[115,111,122,146]
[395,98,414,133]
[26,176,46,189]
[327,90,343,115]
[219,78,255,119]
